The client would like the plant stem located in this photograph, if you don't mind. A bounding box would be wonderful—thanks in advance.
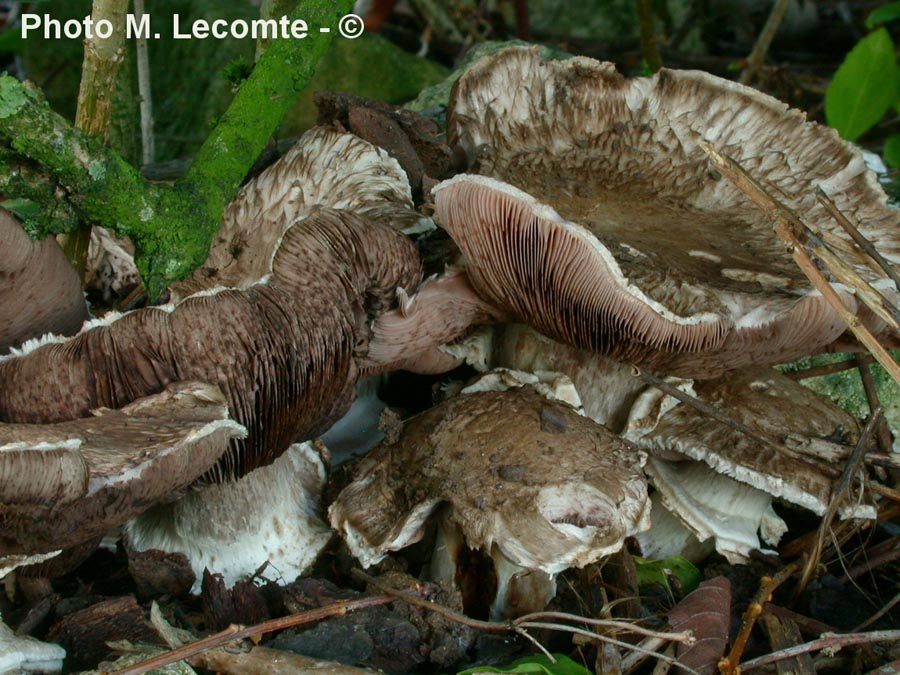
[739,0,789,85]
[636,0,662,72]
[740,630,900,671]
[133,0,154,166]
[65,0,129,279]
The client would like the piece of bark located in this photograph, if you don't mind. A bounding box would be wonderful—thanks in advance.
[126,546,196,600]
[602,547,641,620]
[761,613,816,675]
[667,576,731,675]
[192,645,383,675]
[47,596,158,671]
[315,91,454,184]
[201,571,270,631]
[347,107,425,197]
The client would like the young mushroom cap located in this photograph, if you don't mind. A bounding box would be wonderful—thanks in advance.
[626,368,873,518]
[0,208,422,483]
[435,47,900,376]
[0,208,88,354]
[172,127,418,299]
[0,381,245,559]
[329,387,649,575]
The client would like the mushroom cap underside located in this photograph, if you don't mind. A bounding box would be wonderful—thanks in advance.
[435,47,900,375]
[0,381,245,557]
[330,387,649,574]
[0,209,422,482]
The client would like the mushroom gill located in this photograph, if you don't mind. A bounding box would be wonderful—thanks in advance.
[0,381,245,559]
[434,46,900,376]
[0,208,422,483]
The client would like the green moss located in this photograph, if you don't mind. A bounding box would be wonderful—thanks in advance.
[0,74,28,120]
[780,352,900,436]
[279,34,450,135]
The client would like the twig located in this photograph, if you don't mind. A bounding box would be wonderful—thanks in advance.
[353,569,695,670]
[797,408,881,593]
[856,356,894,455]
[107,595,394,675]
[513,627,555,662]
[354,570,691,643]
[784,358,860,380]
[842,535,900,584]
[700,141,900,388]
[852,590,900,632]
[516,610,692,644]
[351,568,500,631]
[620,636,667,673]
[133,0,154,167]
[636,0,662,72]
[740,630,900,671]
[65,0,129,279]
[719,563,799,675]
[816,188,900,290]
[870,482,900,501]
[738,0,789,85]
[517,622,701,675]
[513,0,529,40]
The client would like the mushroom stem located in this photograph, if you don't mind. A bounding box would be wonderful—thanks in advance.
[125,441,331,593]
[361,269,507,375]
[0,616,65,675]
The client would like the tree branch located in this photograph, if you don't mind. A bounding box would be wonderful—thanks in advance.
[0,0,353,299]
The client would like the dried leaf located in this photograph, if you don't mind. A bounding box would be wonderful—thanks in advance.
[667,576,732,675]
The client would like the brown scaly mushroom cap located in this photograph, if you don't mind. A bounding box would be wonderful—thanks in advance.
[625,368,873,518]
[434,47,900,377]
[0,381,245,559]
[0,208,88,354]
[329,387,649,574]
[0,208,421,483]
[172,126,419,300]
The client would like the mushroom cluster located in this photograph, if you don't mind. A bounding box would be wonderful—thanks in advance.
[1,42,898,673]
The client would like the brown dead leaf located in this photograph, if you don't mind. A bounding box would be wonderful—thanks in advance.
[667,576,732,674]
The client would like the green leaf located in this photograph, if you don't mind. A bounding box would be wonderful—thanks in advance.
[457,654,591,675]
[634,555,702,594]
[1,198,42,221]
[825,28,900,141]
[884,134,900,167]
[867,2,900,29]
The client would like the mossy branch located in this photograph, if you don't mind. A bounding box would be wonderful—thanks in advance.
[0,148,78,234]
[0,0,354,299]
